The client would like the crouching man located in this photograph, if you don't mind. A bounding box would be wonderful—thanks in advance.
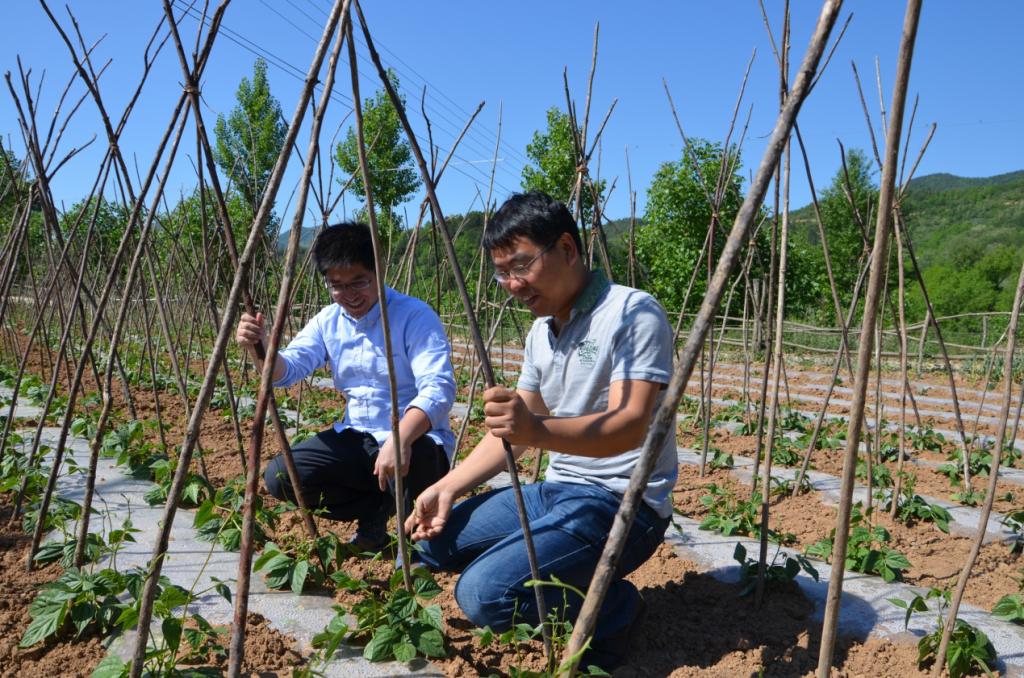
[236,222,456,551]
[406,192,677,669]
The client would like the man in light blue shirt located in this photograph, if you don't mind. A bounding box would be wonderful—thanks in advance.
[236,222,455,550]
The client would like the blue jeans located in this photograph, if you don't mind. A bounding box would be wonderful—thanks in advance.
[416,481,668,643]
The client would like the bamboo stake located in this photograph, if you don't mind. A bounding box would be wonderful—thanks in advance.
[130,3,344,673]
[817,2,921,673]
[891,220,910,515]
[353,0,554,654]
[339,13,416,590]
[562,1,844,670]
[932,226,1024,675]
[227,12,346,673]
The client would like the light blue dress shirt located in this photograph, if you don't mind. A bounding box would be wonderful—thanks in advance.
[273,287,456,459]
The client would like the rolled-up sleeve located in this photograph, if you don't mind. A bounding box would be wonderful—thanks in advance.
[273,313,329,388]
[403,306,456,429]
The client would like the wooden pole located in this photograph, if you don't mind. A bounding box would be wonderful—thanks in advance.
[816,1,921,674]
[560,1,844,670]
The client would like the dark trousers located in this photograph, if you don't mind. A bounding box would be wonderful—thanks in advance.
[263,427,449,523]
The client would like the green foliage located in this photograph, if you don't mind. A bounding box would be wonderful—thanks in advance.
[20,567,129,648]
[35,516,140,568]
[1000,510,1024,555]
[471,577,610,678]
[770,437,803,467]
[335,68,420,240]
[789,148,877,322]
[214,58,287,214]
[193,477,281,551]
[321,566,446,664]
[883,472,952,533]
[144,457,212,508]
[805,503,911,582]
[732,542,818,597]
[890,587,997,678]
[698,484,759,537]
[708,447,734,470]
[635,138,750,315]
[59,197,132,258]
[253,535,345,594]
[521,107,605,225]
[855,457,893,489]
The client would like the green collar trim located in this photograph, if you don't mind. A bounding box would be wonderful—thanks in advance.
[571,269,610,318]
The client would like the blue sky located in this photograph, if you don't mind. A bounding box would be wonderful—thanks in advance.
[2,1,1021,228]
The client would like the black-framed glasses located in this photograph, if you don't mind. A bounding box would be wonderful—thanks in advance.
[492,242,555,284]
[325,277,372,294]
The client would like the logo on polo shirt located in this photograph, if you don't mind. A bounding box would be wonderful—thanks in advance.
[576,339,598,368]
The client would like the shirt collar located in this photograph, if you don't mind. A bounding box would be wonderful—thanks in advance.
[544,269,610,333]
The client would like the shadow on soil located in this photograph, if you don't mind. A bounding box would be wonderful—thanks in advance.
[615,566,877,677]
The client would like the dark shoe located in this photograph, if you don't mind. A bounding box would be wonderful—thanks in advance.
[579,593,647,673]
[349,509,390,554]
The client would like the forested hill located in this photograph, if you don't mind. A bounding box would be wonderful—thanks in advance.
[899,170,1024,271]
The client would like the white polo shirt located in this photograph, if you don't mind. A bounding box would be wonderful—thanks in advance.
[517,271,677,518]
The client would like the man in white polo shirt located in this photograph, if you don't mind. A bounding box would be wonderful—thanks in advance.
[406,191,676,669]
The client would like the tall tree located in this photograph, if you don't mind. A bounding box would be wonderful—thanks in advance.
[521,106,605,223]
[801,147,878,313]
[335,68,420,244]
[213,58,287,220]
[635,139,745,313]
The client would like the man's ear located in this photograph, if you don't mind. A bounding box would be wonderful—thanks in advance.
[560,232,580,267]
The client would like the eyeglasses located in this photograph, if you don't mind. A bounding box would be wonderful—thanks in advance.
[325,277,372,294]
[492,242,555,284]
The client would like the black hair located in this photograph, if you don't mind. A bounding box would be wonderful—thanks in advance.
[312,221,376,274]
[482,191,583,255]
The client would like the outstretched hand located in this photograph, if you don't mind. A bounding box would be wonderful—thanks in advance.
[405,485,452,541]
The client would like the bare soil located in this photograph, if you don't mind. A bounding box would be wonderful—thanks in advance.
[2,338,1018,675]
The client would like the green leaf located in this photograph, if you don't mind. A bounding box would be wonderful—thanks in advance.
[992,594,1024,623]
[193,500,216,528]
[412,627,446,658]
[214,579,232,604]
[418,603,443,631]
[162,616,183,652]
[413,570,442,600]
[20,598,68,647]
[291,559,310,594]
[393,640,417,663]
[70,601,95,635]
[90,654,128,678]
[364,626,400,662]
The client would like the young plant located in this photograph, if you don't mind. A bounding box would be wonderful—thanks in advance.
[806,503,911,582]
[708,447,734,470]
[770,436,803,467]
[193,477,282,551]
[732,542,818,596]
[698,483,760,537]
[951,487,986,507]
[321,565,447,663]
[883,472,952,533]
[991,572,1024,625]
[20,567,130,648]
[471,576,611,678]
[855,457,893,489]
[769,474,813,497]
[889,587,997,678]
[253,534,344,594]
[145,457,212,508]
